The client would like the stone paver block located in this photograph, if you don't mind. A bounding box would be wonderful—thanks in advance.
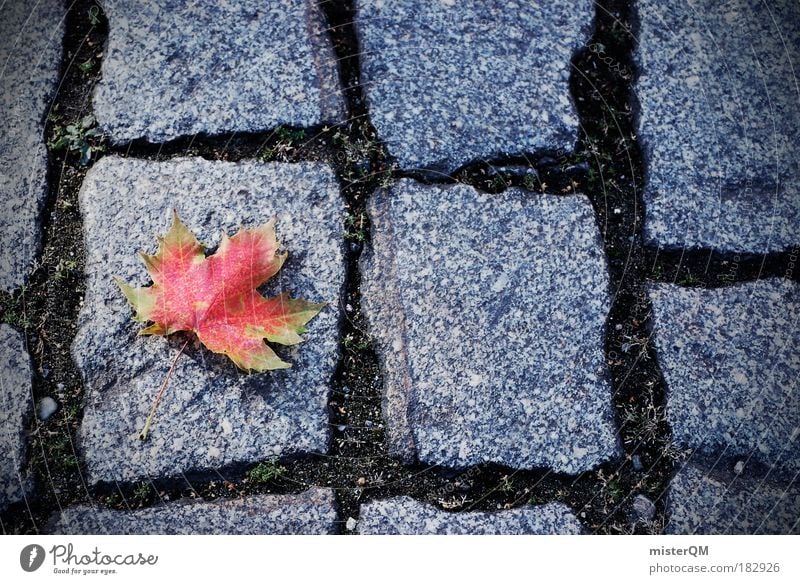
[95,0,344,143]
[635,0,800,252]
[74,157,344,484]
[0,1,64,291]
[0,325,34,510]
[355,0,592,172]
[51,488,338,534]
[649,279,800,473]
[666,461,800,534]
[358,497,585,534]
[361,180,620,473]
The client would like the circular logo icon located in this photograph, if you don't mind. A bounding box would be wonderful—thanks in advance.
[20,544,46,572]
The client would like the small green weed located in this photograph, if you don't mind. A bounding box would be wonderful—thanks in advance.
[48,114,105,165]
[248,460,286,483]
[344,213,367,242]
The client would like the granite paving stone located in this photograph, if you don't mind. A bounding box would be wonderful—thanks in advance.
[0,325,34,510]
[357,497,585,535]
[0,0,64,291]
[51,488,338,534]
[355,0,592,173]
[94,0,344,143]
[634,0,800,252]
[666,460,800,535]
[649,279,800,473]
[74,157,344,484]
[361,180,620,473]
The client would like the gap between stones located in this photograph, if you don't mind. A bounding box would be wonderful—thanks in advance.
[3,0,796,535]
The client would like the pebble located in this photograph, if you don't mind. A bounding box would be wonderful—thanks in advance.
[631,454,643,472]
[631,494,656,522]
[733,460,745,475]
[38,397,58,421]
[345,517,357,531]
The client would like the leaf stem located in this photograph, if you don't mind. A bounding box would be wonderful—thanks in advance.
[139,338,190,441]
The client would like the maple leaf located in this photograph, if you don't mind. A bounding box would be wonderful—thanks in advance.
[116,211,324,373]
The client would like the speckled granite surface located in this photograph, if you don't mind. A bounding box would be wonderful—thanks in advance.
[74,157,344,484]
[361,179,620,473]
[358,497,585,534]
[634,0,800,252]
[355,0,591,172]
[94,0,344,143]
[52,488,339,534]
[650,279,800,473]
[0,0,64,291]
[0,325,34,511]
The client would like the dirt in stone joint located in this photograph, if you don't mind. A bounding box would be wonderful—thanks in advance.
[4,0,792,535]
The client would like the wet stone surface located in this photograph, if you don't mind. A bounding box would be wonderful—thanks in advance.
[0,325,34,510]
[74,157,344,484]
[649,279,800,474]
[357,497,585,535]
[361,179,620,474]
[52,488,338,534]
[0,0,64,292]
[666,460,800,535]
[634,0,800,252]
[95,0,344,143]
[355,0,592,172]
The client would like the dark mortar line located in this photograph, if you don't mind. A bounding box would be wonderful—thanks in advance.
[310,0,391,534]
[4,0,730,535]
[644,247,800,287]
[0,0,108,534]
[566,0,675,533]
[63,0,667,532]
[395,153,589,197]
[103,124,339,162]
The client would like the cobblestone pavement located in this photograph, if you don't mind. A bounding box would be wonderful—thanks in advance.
[0,0,798,535]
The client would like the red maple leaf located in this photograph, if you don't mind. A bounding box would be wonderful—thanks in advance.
[115,211,324,439]
[116,211,324,371]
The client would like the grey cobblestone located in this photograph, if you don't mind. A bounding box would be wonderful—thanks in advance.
[0,325,34,510]
[649,279,800,474]
[51,488,338,534]
[95,0,344,143]
[0,0,64,291]
[634,0,800,252]
[361,179,620,473]
[355,0,591,172]
[358,497,585,534]
[74,157,344,484]
[666,461,800,535]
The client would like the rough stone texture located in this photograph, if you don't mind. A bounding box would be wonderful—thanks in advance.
[355,0,592,172]
[634,0,800,252]
[0,325,33,510]
[74,157,344,484]
[649,279,800,473]
[52,488,338,534]
[358,497,585,535]
[95,0,344,143]
[666,461,800,535]
[361,180,620,473]
[0,1,64,291]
